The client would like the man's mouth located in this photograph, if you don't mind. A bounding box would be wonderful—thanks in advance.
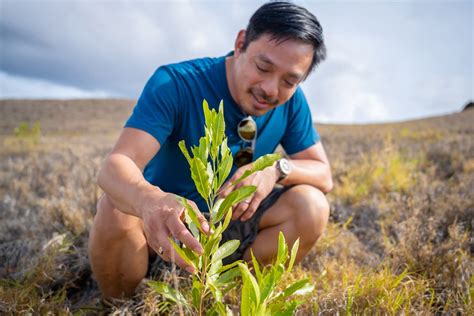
[250,90,277,110]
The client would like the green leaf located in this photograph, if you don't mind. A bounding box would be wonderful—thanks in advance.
[191,282,201,309]
[148,281,188,306]
[203,99,212,129]
[240,265,252,316]
[250,250,262,283]
[260,270,276,303]
[177,196,204,235]
[168,237,196,269]
[209,259,223,279]
[273,279,314,302]
[232,153,281,186]
[287,238,299,273]
[204,234,221,258]
[272,300,300,316]
[178,140,192,166]
[191,139,208,166]
[272,263,286,287]
[211,100,226,159]
[215,185,256,222]
[221,208,233,233]
[217,139,233,189]
[212,240,240,263]
[238,263,260,313]
[215,266,241,286]
[190,157,210,200]
[276,231,288,266]
[218,260,241,274]
[211,198,224,222]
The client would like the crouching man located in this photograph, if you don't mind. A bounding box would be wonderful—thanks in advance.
[89,1,332,300]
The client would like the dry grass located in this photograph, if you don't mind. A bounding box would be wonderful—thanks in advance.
[0,99,472,314]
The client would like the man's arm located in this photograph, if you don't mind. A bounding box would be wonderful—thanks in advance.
[97,127,209,272]
[97,127,164,218]
[278,141,333,193]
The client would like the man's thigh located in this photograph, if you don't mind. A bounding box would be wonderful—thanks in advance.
[220,185,293,264]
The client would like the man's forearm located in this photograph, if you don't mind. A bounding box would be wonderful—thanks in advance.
[278,159,333,193]
[97,153,165,218]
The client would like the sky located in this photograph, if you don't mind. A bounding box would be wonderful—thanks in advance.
[0,0,472,123]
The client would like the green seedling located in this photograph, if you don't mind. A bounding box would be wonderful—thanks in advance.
[149,99,312,315]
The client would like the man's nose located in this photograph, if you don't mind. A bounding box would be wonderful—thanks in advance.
[260,77,279,100]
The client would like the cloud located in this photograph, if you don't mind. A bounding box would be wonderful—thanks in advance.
[0,0,472,123]
[0,71,112,99]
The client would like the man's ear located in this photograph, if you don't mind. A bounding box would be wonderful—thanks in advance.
[234,30,246,57]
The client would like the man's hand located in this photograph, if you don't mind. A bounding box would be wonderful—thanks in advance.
[140,192,210,273]
[219,163,279,221]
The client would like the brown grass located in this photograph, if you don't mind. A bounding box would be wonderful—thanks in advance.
[0,99,472,314]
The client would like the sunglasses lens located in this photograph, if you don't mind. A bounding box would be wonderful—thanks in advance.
[238,118,256,141]
[234,147,253,167]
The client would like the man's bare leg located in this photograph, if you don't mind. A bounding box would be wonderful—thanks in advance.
[243,184,329,265]
[88,194,149,300]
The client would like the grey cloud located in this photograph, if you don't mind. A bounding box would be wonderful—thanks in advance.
[0,1,259,98]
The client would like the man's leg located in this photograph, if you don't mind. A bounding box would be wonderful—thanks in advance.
[88,194,149,300]
[243,184,329,265]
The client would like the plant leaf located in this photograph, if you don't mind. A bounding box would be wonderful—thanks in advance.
[238,263,260,313]
[250,250,262,283]
[287,238,299,273]
[260,269,276,303]
[215,185,256,222]
[212,239,240,263]
[177,196,204,235]
[221,208,233,233]
[215,266,241,287]
[232,153,281,186]
[178,140,192,166]
[211,198,224,222]
[148,281,188,306]
[273,279,314,302]
[276,231,288,265]
[211,100,226,159]
[203,99,212,129]
[168,237,196,269]
[217,139,233,189]
[190,157,210,200]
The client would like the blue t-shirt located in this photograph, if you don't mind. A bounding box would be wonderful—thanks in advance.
[125,54,320,213]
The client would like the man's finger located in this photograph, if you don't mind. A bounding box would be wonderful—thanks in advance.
[189,201,211,234]
[167,215,203,255]
[232,200,250,221]
[157,229,196,273]
[240,197,262,222]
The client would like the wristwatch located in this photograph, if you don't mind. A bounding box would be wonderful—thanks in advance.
[275,158,292,182]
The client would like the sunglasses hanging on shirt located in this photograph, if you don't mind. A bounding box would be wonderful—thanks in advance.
[234,116,257,167]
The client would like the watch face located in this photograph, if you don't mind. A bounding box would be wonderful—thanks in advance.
[280,159,291,175]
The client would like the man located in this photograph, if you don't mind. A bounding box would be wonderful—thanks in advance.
[89,1,333,300]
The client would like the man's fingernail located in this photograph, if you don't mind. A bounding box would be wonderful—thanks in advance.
[186,267,195,274]
[202,222,209,232]
[194,246,203,255]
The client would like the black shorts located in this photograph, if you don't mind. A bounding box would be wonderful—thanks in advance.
[220,185,292,264]
[147,185,292,276]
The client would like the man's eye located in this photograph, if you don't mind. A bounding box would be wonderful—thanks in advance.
[256,65,269,73]
[285,81,296,88]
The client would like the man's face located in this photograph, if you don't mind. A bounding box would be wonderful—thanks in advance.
[230,32,314,116]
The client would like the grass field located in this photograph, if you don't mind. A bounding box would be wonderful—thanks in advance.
[0,99,472,314]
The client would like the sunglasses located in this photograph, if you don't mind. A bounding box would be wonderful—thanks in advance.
[234,116,257,167]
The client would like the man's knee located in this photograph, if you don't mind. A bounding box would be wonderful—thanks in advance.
[285,184,330,246]
[92,194,143,241]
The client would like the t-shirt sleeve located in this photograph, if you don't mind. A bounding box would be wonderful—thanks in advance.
[124,67,180,146]
[280,87,321,155]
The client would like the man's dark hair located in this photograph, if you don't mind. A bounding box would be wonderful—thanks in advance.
[242,1,327,76]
